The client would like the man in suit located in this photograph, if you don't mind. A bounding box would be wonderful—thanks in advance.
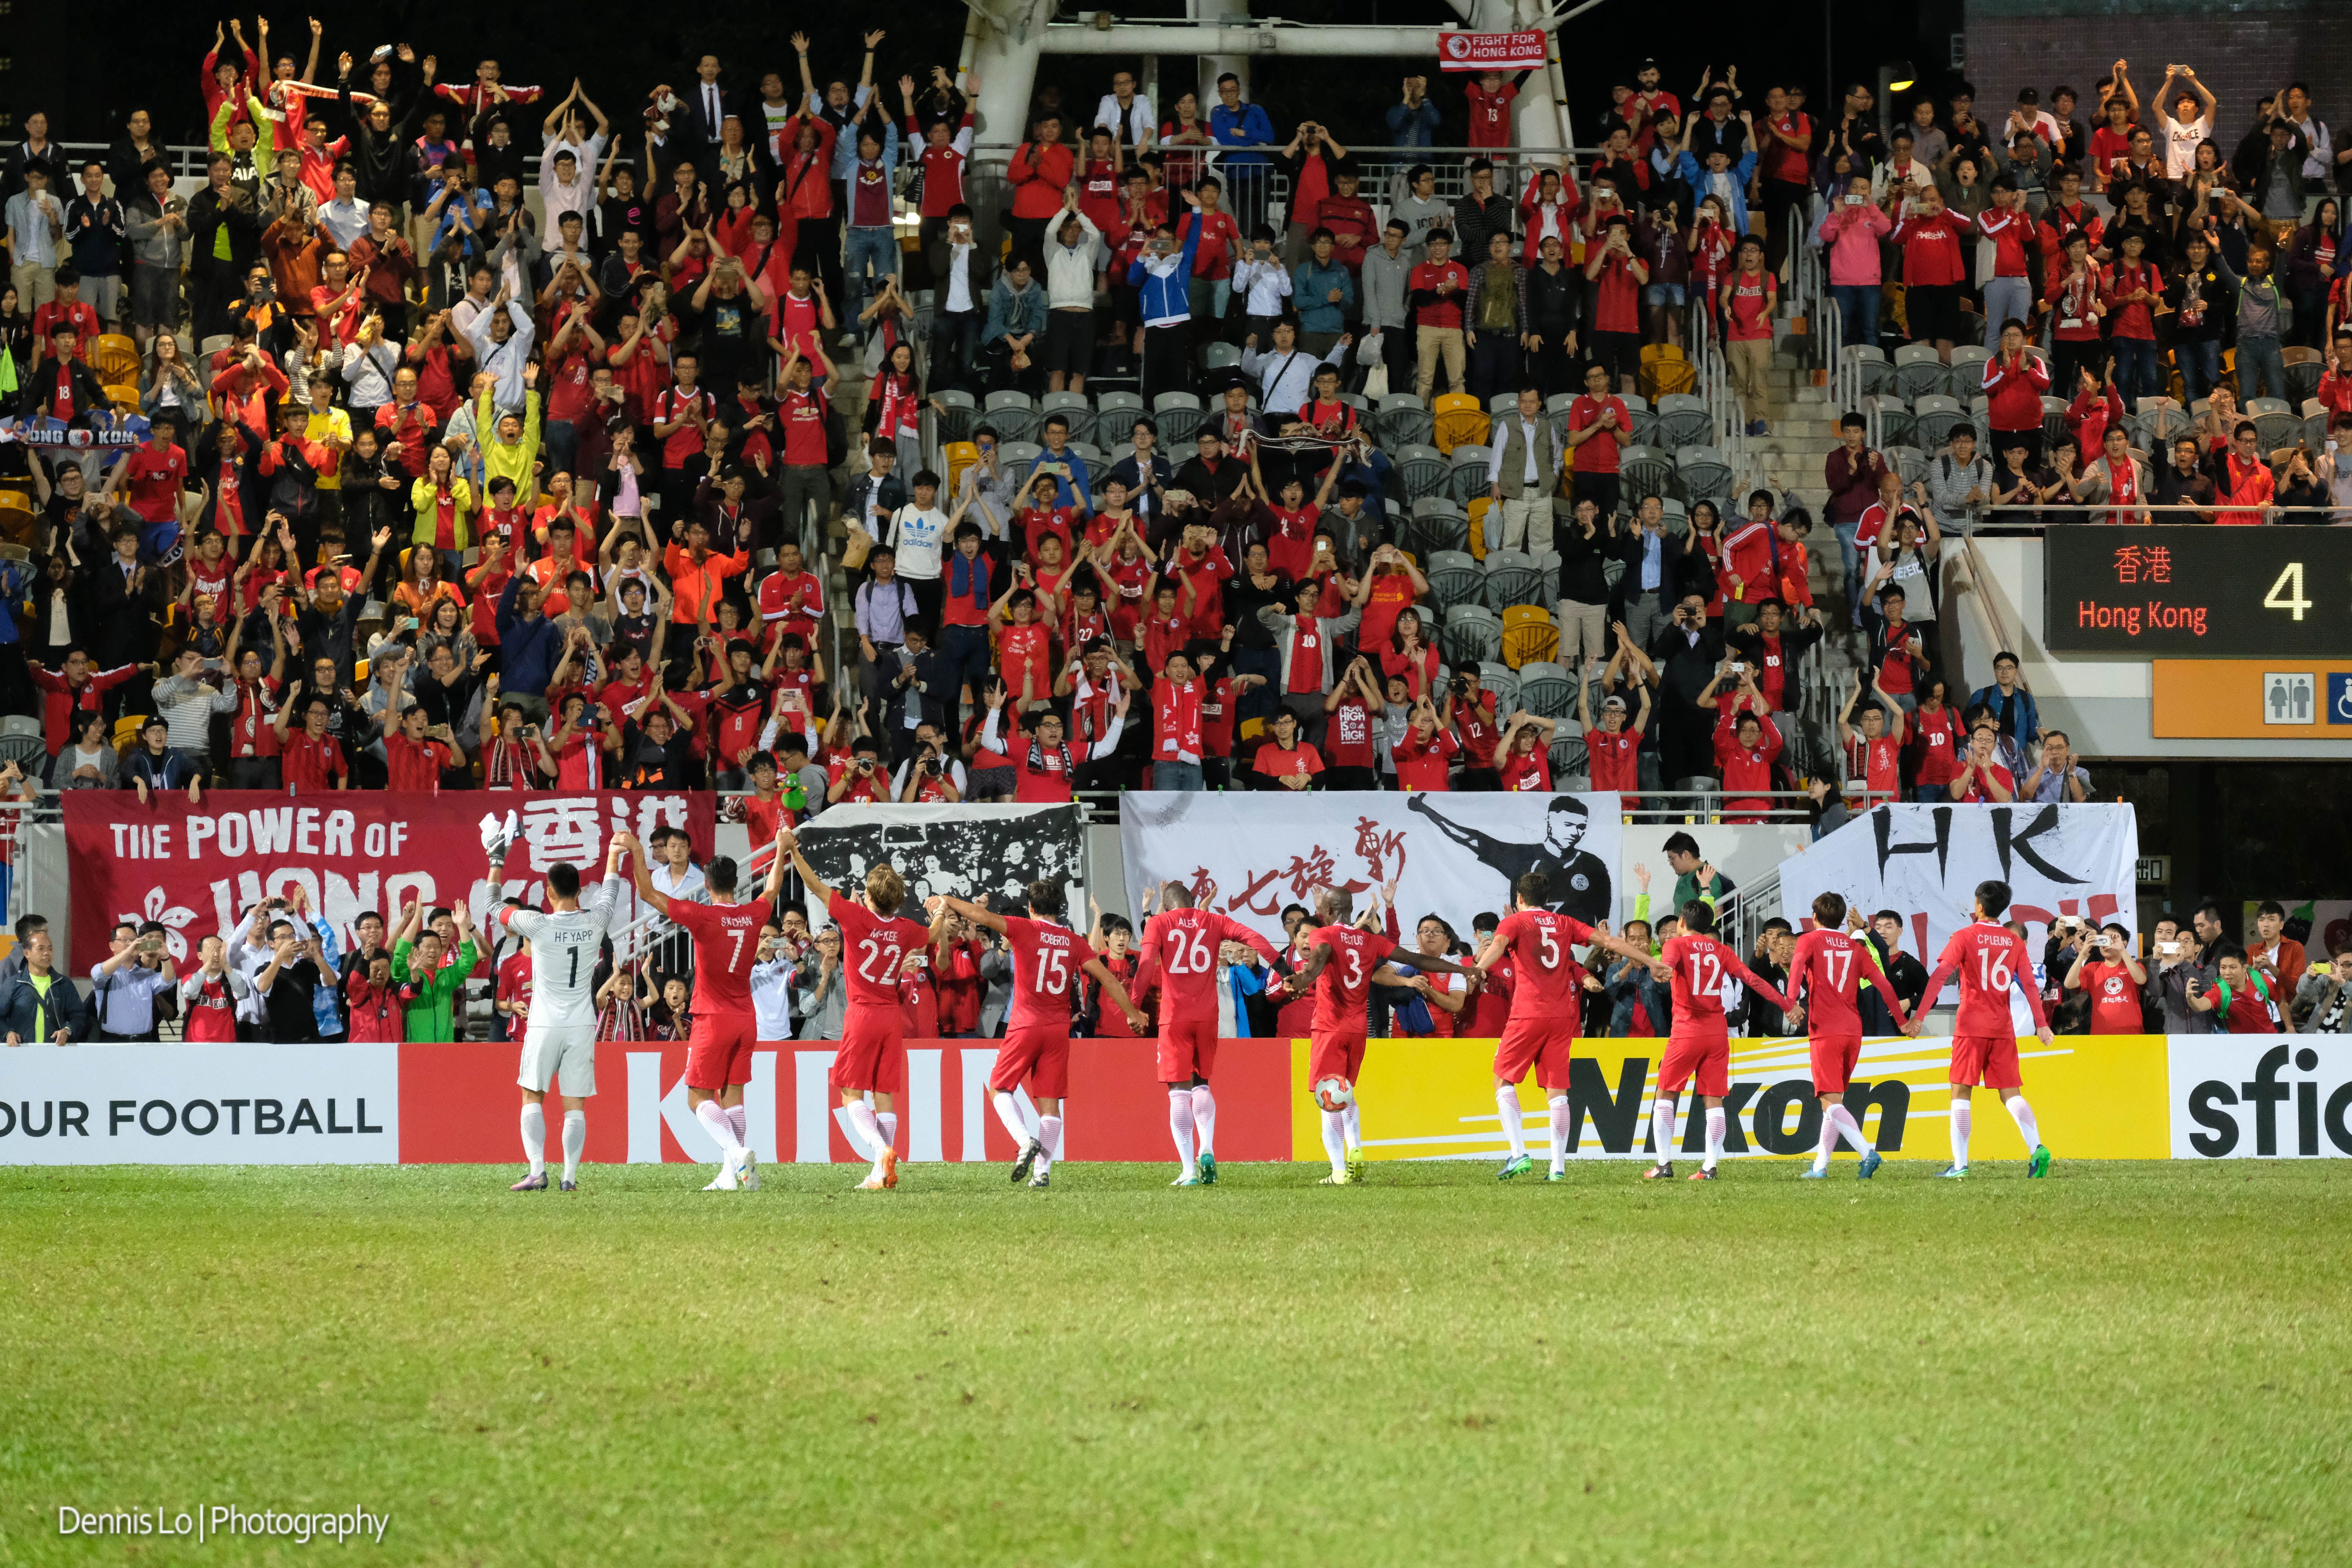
[926,204,994,394]
[682,53,735,166]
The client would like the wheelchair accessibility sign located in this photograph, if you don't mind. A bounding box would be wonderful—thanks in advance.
[2332,673,2352,725]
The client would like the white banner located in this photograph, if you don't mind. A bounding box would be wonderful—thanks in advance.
[2168,1035,2352,1159]
[793,803,1089,930]
[1779,804,2140,974]
[1117,792,1625,943]
[0,1044,399,1164]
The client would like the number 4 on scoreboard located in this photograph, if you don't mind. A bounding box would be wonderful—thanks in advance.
[2263,561,2311,621]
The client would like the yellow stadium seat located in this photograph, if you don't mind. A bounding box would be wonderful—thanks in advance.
[1637,343,1693,401]
[106,384,141,415]
[1499,604,1560,670]
[94,333,139,385]
[943,441,979,500]
[113,716,143,753]
[1431,393,1488,455]
[1465,495,1492,561]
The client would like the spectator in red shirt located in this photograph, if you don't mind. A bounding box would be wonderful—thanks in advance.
[1390,692,1458,791]
[1947,718,2015,803]
[1465,70,1520,151]
[1582,215,1648,395]
[381,702,454,792]
[2066,924,2150,1035]
[1407,229,1468,400]
[1564,360,1631,521]
[275,692,349,793]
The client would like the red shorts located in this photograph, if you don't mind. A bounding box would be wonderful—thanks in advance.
[684,1011,757,1092]
[1308,1028,1367,1086]
[1534,1031,1579,1094]
[1809,1033,1863,1095]
[1657,1030,1729,1098]
[990,1022,1071,1098]
[1492,1016,1550,1084]
[1949,1032,2022,1091]
[830,1002,907,1093]
[1156,1014,1218,1084]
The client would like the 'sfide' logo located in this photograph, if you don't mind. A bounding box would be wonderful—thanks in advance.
[2186,1043,2352,1157]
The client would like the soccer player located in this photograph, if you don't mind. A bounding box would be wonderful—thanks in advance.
[1285,884,1483,1185]
[1474,873,1656,1181]
[927,880,1149,1187]
[625,828,790,1191]
[1911,878,2054,1177]
[495,837,628,1192]
[1781,893,1906,1180]
[1134,881,1280,1186]
[784,831,935,1190]
[1644,900,1792,1181]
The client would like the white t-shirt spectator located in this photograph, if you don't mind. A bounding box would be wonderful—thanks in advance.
[887,505,949,581]
[2161,111,2212,180]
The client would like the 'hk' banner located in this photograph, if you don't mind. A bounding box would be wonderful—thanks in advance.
[1437,30,1548,71]
[65,791,715,963]
[1777,804,2140,973]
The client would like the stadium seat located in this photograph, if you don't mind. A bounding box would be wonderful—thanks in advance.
[1447,446,1493,505]
[1373,393,1434,450]
[1652,392,1711,450]
[2249,397,2300,451]
[1842,345,1892,399]
[1152,391,1205,445]
[1476,660,1519,716]
[106,384,140,415]
[1486,392,1520,417]
[2283,347,2324,407]
[1884,445,1926,488]
[1441,603,1502,665]
[1431,392,1489,453]
[1095,389,1144,430]
[1401,498,1469,563]
[2131,396,2187,450]
[2039,396,2072,450]
[984,389,1043,445]
[1481,548,1543,611]
[2304,403,2331,452]
[1071,441,1110,492]
[1891,341,1950,402]
[1674,445,1733,504]
[1464,497,1492,559]
[1620,392,1657,449]
[1202,342,1243,376]
[93,333,138,385]
[1867,393,1914,448]
[1620,444,1674,501]
[1499,604,1560,669]
[1395,444,1450,501]
[998,441,1042,478]
[1949,345,1991,389]
[930,388,976,447]
[1911,394,1964,451]
[1425,550,1483,612]
[1041,390,1095,446]
[1637,344,1693,402]
[1514,660,1575,720]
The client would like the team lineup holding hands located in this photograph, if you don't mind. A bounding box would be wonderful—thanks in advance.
[495,822,2058,1191]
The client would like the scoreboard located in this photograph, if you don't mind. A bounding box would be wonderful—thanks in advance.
[2043,526,2352,657]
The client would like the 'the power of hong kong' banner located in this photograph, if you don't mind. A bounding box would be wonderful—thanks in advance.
[64,791,715,964]
[1777,804,2140,984]
[1118,792,1625,945]
[790,803,1089,931]
[13,1035,2350,1166]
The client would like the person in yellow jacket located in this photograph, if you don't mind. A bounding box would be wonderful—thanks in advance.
[411,442,477,575]
[478,361,543,502]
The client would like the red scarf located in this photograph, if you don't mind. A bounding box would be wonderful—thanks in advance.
[1154,679,1203,763]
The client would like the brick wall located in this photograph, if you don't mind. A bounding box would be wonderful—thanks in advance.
[1962,2,2352,160]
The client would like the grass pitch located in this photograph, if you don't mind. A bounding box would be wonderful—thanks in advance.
[3,1158,2348,1567]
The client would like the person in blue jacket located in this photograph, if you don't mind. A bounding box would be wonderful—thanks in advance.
[1128,212,1203,405]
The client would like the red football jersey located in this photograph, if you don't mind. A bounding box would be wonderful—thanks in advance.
[1308,924,1396,1034]
[1139,906,1274,1017]
[1923,920,2047,1036]
[1492,909,1595,1022]
[830,892,934,1011]
[1660,932,1787,1035]
[1003,914,1083,1030]
[1786,927,1904,1036]
[669,898,767,1015]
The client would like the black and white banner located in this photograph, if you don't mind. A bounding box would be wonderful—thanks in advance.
[1779,803,2140,967]
[793,803,1089,928]
[1117,792,1625,942]
[0,1044,399,1164]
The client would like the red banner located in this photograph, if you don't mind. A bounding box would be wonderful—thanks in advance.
[395,1038,1293,1164]
[64,791,715,966]
[1437,29,1547,71]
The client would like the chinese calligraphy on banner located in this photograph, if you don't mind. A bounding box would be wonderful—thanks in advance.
[1118,792,1624,939]
[64,791,713,963]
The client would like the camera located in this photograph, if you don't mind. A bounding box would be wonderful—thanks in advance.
[921,757,940,777]
[1449,676,1471,696]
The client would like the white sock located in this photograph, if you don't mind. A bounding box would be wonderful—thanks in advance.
[1829,1104,1872,1156]
[696,1098,745,1154]
[561,1110,585,1181]
[1950,1098,1972,1169]
[2005,1093,2041,1152]
[726,1104,748,1147]
[1037,1113,1062,1174]
[1321,1109,1349,1178]
[1547,1094,1572,1172]
[1167,1089,1197,1177]
[1189,1085,1216,1156]
[1495,1084,1526,1159]
[1703,1107,1726,1170]
[1650,1094,1679,1163]
[992,1089,1032,1148]
[519,1103,546,1176]
[1341,1101,1362,1150]
[845,1100,888,1163]
[878,1111,898,1152]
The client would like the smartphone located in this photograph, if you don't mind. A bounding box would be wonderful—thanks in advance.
[2159,940,2182,956]
[1844,194,1866,206]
